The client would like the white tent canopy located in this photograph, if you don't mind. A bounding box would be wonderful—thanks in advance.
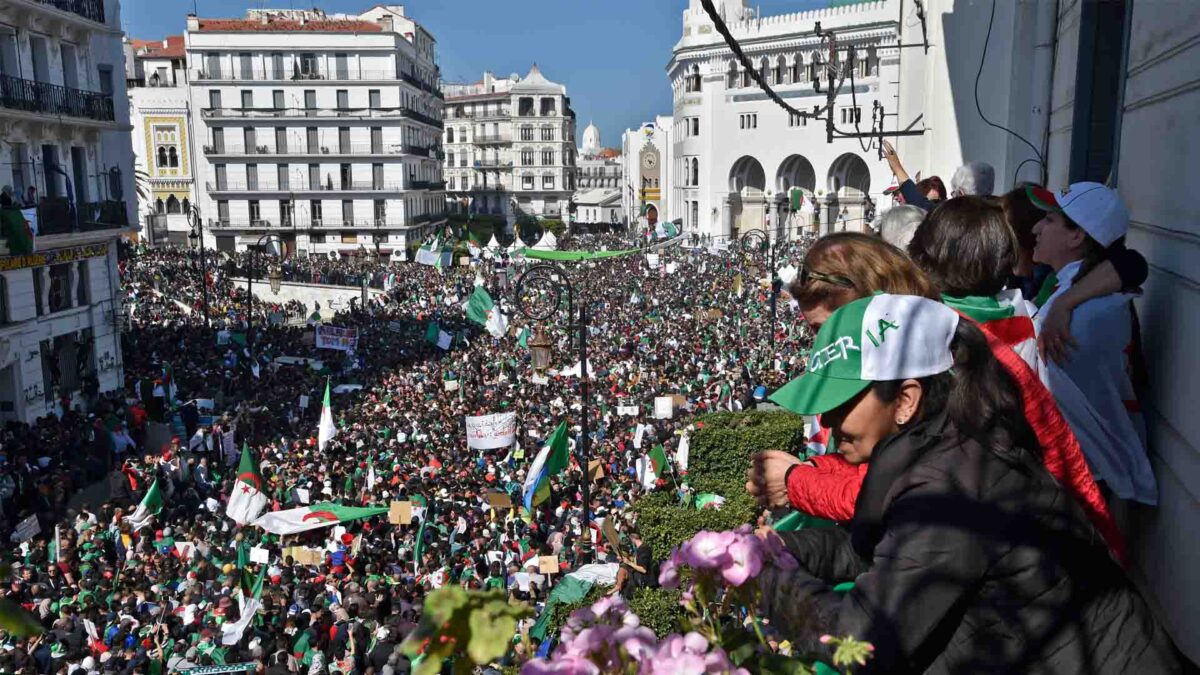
[532,230,558,251]
[486,234,501,250]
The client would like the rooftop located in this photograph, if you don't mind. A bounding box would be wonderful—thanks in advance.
[134,35,185,59]
[194,18,383,33]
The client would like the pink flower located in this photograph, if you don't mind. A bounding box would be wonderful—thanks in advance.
[682,531,733,569]
[658,552,681,589]
[761,532,798,570]
[521,655,600,675]
[721,536,763,587]
[613,625,658,662]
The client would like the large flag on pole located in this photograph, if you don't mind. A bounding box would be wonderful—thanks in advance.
[251,502,388,535]
[226,443,268,525]
[464,287,508,338]
[522,421,571,510]
[318,379,336,451]
[126,479,164,530]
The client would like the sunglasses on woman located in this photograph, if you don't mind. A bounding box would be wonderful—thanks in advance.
[798,265,856,289]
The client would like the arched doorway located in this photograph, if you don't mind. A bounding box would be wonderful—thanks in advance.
[776,155,816,235]
[728,155,766,237]
[827,153,871,232]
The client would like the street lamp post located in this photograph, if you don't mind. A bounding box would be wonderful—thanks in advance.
[247,233,283,342]
[186,205,210,327]
[513,262,592,540]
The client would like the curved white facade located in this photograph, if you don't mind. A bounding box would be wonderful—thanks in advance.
[669,0,900,239]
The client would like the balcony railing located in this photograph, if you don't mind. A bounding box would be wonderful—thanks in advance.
[0,73,115,122]
[192,68,399,82]
[37,0,105,24]
[409,180,447,191]
[23,198,127,235]
[474,134,511,144]
[209,218,434,230]
[206,181,409,193]
[473,159,513,168]
[203,143,417,157]
[202,106,443,129]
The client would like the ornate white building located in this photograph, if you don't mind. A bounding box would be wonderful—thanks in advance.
[0,0,135,424]
[442,66,578,223]
[668,0,899,239]
[621,117,674,232]
[185,6,446,258]
[127,35,195,246]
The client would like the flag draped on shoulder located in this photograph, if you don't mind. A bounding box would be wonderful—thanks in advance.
[464,287,508,338]
[126,479,164,530]
[318,379,336,451]
[522,421,570,510]
[226,443,268,525]
[251,502,388,535]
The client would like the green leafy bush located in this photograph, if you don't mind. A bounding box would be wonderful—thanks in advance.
[628,587,685,638]
[632,411,805,560]
[542,219,566,237]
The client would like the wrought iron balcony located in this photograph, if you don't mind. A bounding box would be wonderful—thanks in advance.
[0,73,115,122]
[203,143,416,158]
[473,159,513,168]
[474,134,511,144]
[25,198,127,235]
[37,0,105,24]
[191,68,398,82]
[409,180,447,191]
[207,180,410,193]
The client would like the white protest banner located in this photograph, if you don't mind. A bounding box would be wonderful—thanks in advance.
[530,374,549,386]
[654,396,675,420]
[464,412,517,450]
[315,325,360,352]
[13,514,40,542]
[298,395,310,409]
[333,384,363,394]
[617,405,639,417]
[665,262,677,275]
[633,424,646,450]
[646,253,660,269]
[443,380,460,392]
[249,546,270,564]
[295,488,310,504]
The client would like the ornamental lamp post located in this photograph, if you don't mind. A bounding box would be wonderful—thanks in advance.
[268,262,283,294]
[527,326,554,371]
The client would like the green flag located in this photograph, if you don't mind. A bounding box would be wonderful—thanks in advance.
[126,479,164,530]
[425,322,440,345]
[0,207,33,255]
[522,421,570,509]
[649,444,670,478]
[517,326,530,349]
[412,494,430,573]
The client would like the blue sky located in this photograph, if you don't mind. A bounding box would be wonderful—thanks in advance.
[123,0,831,146]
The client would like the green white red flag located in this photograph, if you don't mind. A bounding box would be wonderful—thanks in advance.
[251,502,388,535]
[318,379,336,451]
[226,443,268,525]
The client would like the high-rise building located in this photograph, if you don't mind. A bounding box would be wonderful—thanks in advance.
[0,0,136,424]
[186,6,446,258]
[443,66,577,224]
[669,0,899,239]
[127,35,195,246]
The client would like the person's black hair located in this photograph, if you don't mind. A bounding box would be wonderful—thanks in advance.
[1060,212,1109,284]
[907,196,1016,297]
[872,318,1039,465]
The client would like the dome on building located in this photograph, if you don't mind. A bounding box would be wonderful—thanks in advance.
[510,64,565,94]
[581,121,602,156]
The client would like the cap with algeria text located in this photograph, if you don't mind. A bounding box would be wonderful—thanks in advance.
[769,294,959,416]
[1026,182,1129,247]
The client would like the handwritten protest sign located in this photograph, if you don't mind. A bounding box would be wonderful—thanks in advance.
[588,460,605,480]
[13,514,39,542]
[315,325,359,352]
[486,493,512,509]
[388,501,412,525]
[654,396,674,419]
[464,412,517,450]
[538,556,560,575]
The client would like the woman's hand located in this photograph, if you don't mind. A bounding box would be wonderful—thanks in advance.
[1038,300,1079,365]
[746,451,804,509]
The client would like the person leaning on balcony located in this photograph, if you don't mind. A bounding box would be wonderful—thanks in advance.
[750,294,1180,674]
[0,185,33,255]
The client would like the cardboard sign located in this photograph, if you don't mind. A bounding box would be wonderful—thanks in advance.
[705,309,724,320]
[388,500,412,525]
[283,546,324,565]
[486,493,513,509]
[443,380,460,392]
[601,517,621,552]
[587,460,605,480]
[13,514,40,543]
[538,555,560,575]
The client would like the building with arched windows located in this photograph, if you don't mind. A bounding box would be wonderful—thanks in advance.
[668,0,898,239]
[129,35,195,245]
[442,66,578,225]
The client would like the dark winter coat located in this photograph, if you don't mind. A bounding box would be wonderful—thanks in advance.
[760,412,1179,674]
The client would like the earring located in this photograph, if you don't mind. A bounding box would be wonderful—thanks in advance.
[895,416,908,426]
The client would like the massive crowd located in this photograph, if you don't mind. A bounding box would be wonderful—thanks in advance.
[0,141,1185,673]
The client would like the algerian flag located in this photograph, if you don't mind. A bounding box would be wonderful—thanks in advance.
[522,421,570,510]
[251,502,389,535]
[225,444,268,525]
[695,493,726,510]
[222,566,266,646]
[464,287,508,338]
[292,630,314,667]
[518,326,530,349]
[126,479,164,530]
[318,379,336,451]
[412,494,430,574]
[639,444,671,489]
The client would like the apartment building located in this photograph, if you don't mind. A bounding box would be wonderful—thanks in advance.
[443,66,577,224]
[0,0,136,424]
[186,6,445,258]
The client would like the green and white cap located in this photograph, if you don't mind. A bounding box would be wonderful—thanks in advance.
[770,294,959,415]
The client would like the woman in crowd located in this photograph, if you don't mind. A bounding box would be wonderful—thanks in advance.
[752,293,1178,673]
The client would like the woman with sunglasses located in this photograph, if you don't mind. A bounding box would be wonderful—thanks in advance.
[751,294,1177,673]
[757,232,1125,564]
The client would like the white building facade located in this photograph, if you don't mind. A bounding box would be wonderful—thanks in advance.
[185,6,445,258]
[127,35,195,246]
[668,0,899,240]
[621,117,674,233]
[443,66,578,223]
[0,0,135,425]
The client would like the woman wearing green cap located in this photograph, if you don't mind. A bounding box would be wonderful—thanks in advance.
[754,293,1178,673]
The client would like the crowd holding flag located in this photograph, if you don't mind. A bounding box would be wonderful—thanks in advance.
[225,444,268,525]
[522,421,570,510]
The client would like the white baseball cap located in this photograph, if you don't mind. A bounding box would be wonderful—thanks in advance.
[1027,182,1129,247]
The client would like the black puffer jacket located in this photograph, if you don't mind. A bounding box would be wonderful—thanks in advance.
[760,413,1179,674]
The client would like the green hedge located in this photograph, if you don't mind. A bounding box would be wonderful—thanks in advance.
[628,587,686,638]
[633,411,805,560]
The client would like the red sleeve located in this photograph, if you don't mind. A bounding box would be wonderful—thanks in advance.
[983,330,1129,567]
[785,454,867,523]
